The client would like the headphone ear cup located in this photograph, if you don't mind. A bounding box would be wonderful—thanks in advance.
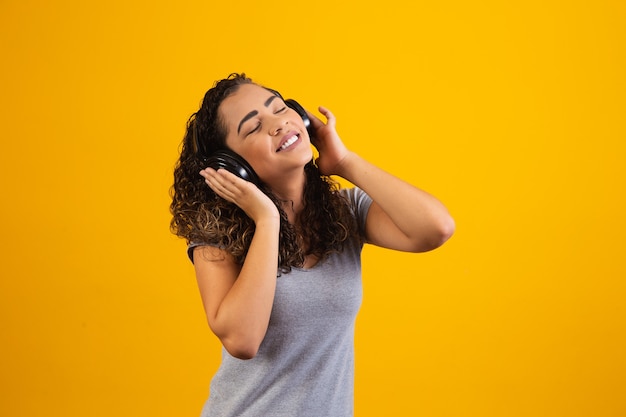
[204,150,259,185]
[285,99,314,138]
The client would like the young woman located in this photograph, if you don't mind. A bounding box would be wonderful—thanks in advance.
[170,73,455,417]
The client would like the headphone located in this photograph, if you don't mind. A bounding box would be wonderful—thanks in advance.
[194,95,313,186]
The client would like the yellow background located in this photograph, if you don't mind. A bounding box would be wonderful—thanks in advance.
[1,0,625,416]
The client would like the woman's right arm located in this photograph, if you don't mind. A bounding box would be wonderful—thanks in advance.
[194,168,280,359]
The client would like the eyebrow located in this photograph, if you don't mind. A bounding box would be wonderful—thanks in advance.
[236,95,279,135]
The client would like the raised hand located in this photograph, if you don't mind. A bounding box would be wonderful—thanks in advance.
[307,106,352,177]
[200,168,279,223]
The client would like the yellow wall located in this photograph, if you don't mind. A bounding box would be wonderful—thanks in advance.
[1,0,624,416]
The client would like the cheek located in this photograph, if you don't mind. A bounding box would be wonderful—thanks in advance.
[225,135,262,157]
[232,141,273,174]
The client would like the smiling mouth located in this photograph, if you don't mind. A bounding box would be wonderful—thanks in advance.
[276,134,299,152]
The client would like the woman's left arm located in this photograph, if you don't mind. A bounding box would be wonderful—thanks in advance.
[310,106,455,253]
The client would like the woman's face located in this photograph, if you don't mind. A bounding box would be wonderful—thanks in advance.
[219,83,313,185]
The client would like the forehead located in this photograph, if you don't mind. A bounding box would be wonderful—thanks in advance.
[219,84,275,121]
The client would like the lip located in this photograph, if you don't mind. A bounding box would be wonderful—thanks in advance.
[275,131,301,152]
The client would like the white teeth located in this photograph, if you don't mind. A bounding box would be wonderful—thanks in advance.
[280,135,298,150]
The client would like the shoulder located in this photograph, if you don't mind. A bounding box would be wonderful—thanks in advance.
[187,242,223,263]
[340,187,373,227]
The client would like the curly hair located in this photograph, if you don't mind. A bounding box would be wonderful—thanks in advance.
[170,73,360,273]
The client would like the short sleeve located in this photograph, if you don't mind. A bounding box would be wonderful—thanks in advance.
[187,242,220,264]
[340,187,373,237]
[187,242,203,264]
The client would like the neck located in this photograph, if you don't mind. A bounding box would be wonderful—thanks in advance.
[270,170,306,224]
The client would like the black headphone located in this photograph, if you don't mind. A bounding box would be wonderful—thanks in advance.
[194,95,313,186]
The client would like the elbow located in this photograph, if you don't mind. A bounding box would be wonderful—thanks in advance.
[226,346,259,360]
[414,215,456,253]
[221,335,262,360]
[209,316,268,360]
[439,215,456,245]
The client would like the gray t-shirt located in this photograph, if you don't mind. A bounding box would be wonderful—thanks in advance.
[194,187,373,417]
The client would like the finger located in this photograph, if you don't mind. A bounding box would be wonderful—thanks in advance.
[204,174,230,198]
[209,181,241,204]
[215,168,249,187]
[317,106,336,128]
[306,109,326,130]
[199,167,217,179]
[213,169,256,201]
[202,169,238,200]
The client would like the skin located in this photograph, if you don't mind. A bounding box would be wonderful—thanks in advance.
[194,84,455,359]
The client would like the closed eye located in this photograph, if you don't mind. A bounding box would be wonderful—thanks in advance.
[246,122,261,136]
[246,106,286,135]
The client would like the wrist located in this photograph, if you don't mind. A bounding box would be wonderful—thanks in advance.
[253,214,280,228]
[334,151,361,181]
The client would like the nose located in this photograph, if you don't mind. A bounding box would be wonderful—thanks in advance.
[269,115,289,136]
